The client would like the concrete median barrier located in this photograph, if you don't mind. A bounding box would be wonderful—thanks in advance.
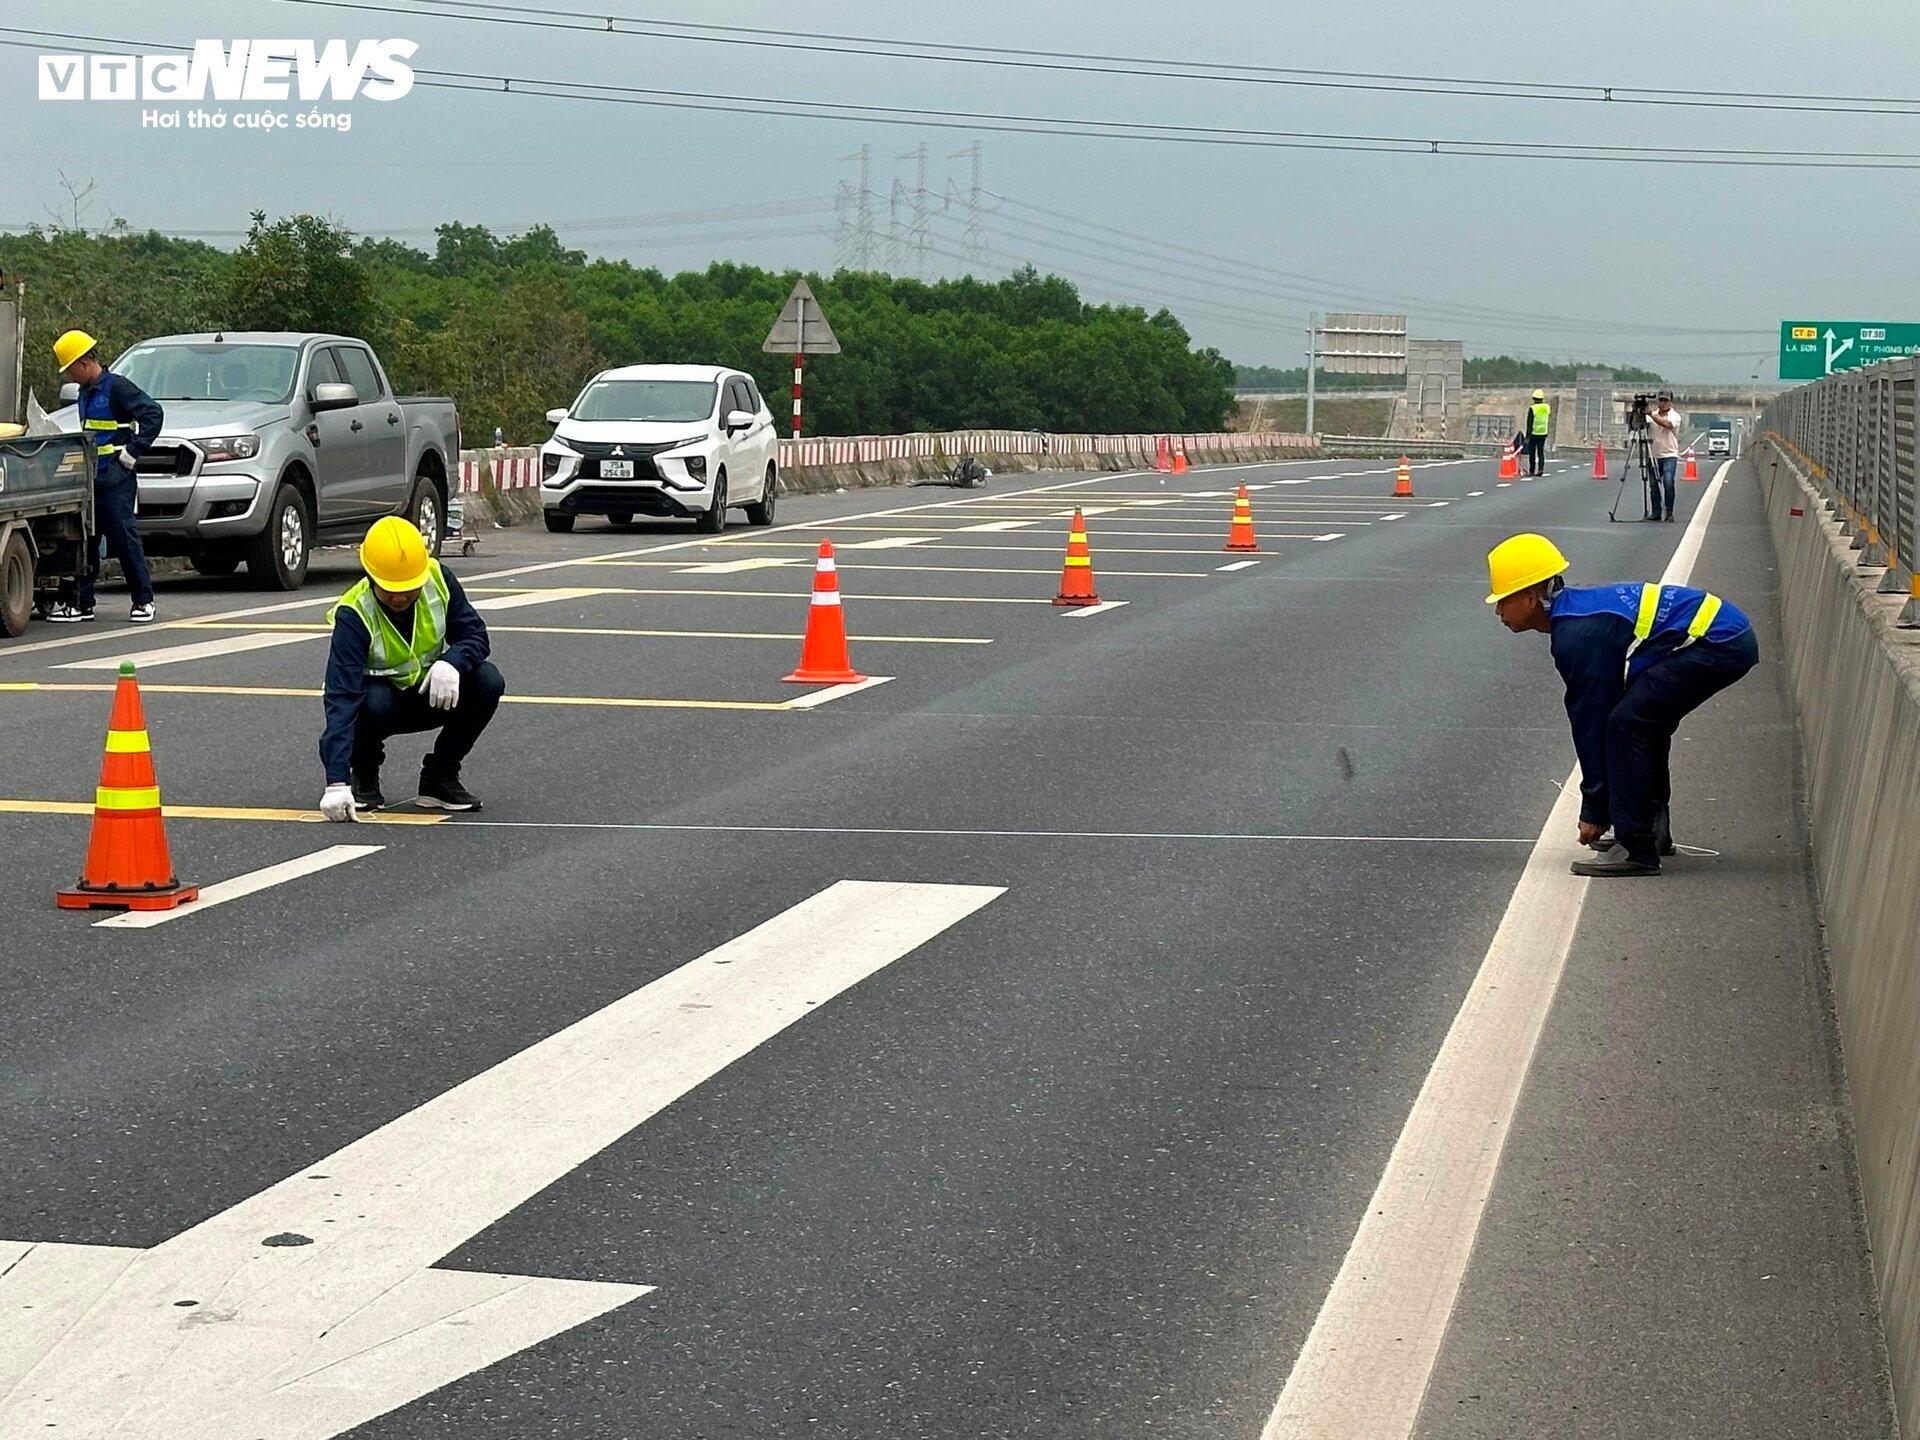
[1758,437,1920,1434]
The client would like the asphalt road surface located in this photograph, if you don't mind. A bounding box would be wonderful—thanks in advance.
[0,451,1892,1437]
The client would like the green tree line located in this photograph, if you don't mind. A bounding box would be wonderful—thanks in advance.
[1,214,1237,443]
[1234,356,1665,391]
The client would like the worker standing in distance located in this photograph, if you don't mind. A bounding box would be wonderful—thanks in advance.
[1485,533,1758,877]
[317,517,505,820]
[1646,390,1685,522]
[1523,388,1551,478]
[45,330,161,625]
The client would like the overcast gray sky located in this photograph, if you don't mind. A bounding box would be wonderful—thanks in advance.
[7,0,1919,381]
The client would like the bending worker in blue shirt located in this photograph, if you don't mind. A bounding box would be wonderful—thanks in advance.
[317,517,506,820]
[1486,532,1759,877]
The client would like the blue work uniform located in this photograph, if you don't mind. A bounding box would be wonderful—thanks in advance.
[1549,582,1759,865]
[65,369,163,610]
[318,567,504,786]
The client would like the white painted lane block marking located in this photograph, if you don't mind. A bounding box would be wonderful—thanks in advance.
[955,519,1037,532]
[675,556,803,575]
[785,675,895,709]
[1496,482,1512,488]
[1468,490,1485,497]
[1379,513,1405,521]
[469,586,617,611]
[0,880,1003,1439]
[1427,501,1450,508]
[844,536,937,549]
[54,631,320,671]
[1061,599,1129,618]
[1264,469,1734,1440]
[1311,533,1344,542]
[1216,560,1261,572]
[1277,478,1313,485]
[95,844,385,930]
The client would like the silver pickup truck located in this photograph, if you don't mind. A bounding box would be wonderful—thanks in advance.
[53,332,459,589]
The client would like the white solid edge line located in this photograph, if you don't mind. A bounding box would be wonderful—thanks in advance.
[95,844,384,929]
[1262,465,1734,1439]
[1061,599,1129,618]
[784,675,894,709]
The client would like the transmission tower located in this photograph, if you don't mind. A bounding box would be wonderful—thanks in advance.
[900,144,929,275]
[839,145,875,269]
[949,140,985,267]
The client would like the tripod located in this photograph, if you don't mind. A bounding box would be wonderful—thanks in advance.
[1608,427,1657,523]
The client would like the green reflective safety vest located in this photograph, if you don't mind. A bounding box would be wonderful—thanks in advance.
[328,560,450,689]
[1528,401,1551,436]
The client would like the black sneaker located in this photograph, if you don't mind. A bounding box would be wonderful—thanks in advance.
[417,771,482,812]
[1571,855,1661,878]
[351,773,386,812]
[44,603,95,624]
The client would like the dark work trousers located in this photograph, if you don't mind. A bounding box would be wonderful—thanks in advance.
[1525,433,1547,476]
[64,471,154,611]
[1605,630,1760,864]
[1649,456,1679,520]
[351,661,506,781]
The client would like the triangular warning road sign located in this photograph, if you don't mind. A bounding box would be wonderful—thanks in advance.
[762,278,841,355]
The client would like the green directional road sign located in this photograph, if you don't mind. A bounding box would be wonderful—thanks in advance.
[1779,320,1920,379]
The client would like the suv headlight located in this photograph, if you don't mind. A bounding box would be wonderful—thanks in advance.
[683,455,707,480]
[198,434,260,463]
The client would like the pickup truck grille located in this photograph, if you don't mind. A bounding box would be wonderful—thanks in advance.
[135,444,197,478]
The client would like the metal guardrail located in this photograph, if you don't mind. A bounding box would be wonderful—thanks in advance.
[1761,357,1920,627]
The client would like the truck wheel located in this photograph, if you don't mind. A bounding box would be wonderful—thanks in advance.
[408,474,445,556]
[745,463,778,526]
[247,483,312,590]
[543,511,575,534]
[695,471,728,534]
[0,531,32,638]
[189,547,241,578]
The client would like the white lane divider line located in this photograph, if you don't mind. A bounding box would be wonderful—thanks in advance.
[784,675,895,709]
[1216,560,1261,572]
[1311,533,1345,542]
[10,880,1001,1439]
[469,586,619,611]
[94,844,384,930]
[1495,482,1513,489]
[1427,501,1450,508]
[1060,600,1129,618]
[54,632,321,672]
[1276,478,1313,485]
[1262,467,1734,1440]
[955,519,1037,532]
[1468,490,1485,497]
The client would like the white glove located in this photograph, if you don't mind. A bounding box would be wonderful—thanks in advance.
[115,449,137,471]
[423,660,460,711]
[319,783,358,823]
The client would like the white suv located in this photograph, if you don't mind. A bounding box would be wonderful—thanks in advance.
[540,364,778,533]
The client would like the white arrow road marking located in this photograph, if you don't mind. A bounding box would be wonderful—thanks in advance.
[95,845,384,930]
[54,632,320,671]
[0,879,1003,1440]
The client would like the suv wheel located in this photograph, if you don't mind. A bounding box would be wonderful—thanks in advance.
[745,464,778,526]
[408,474,445,556]
[247,482,311,590]
[695,470,729,534]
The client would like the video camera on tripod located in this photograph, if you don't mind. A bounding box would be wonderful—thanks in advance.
[1624,393,1654,433]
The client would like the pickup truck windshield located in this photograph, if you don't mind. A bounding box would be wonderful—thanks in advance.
[572,379,717,423]
[115,344,299,403]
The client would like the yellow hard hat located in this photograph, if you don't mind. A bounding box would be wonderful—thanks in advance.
[53,330,98,371]
[1531,388,1546,400]
[1485,532,1569,604]
[360,515,432,591]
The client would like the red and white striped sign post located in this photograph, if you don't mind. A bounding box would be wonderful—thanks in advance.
[763,278,839,441]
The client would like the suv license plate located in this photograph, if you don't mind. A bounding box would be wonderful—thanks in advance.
[602,459,635,478]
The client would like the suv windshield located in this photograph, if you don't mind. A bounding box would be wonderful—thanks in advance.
[571,379,717,424]
[114,344,300,403]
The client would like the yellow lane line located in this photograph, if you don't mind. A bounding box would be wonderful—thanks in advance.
[171,621,992,645]
[0,682,796,712]
[0,798,446,825]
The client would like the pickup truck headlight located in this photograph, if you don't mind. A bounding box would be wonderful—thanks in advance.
[198,434,260,463]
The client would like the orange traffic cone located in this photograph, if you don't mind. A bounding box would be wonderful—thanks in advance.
[1171,446,1189,475]
[1682,448,1699,482]
[1392,457,1414,498]
[1224,485,1260,552]
[1154,436,1172,473]
[783,540,866,684]
[1591,443,1608,479]
[57,662,198,911]
[1053,509,1101,606]
[1497,444,1519,479]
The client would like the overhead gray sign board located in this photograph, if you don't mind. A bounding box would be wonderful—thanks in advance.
[1320,313,1407,375]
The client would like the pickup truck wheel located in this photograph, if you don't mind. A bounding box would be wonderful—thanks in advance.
[1,531,32,638]
[408,475,445,557]
[543,511,575,534]
[247,484,312,590]
[745,464,778,526]
[695,471,728,534]
[189,547,241,578]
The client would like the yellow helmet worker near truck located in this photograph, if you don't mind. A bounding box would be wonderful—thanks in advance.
[317,516,507,821]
